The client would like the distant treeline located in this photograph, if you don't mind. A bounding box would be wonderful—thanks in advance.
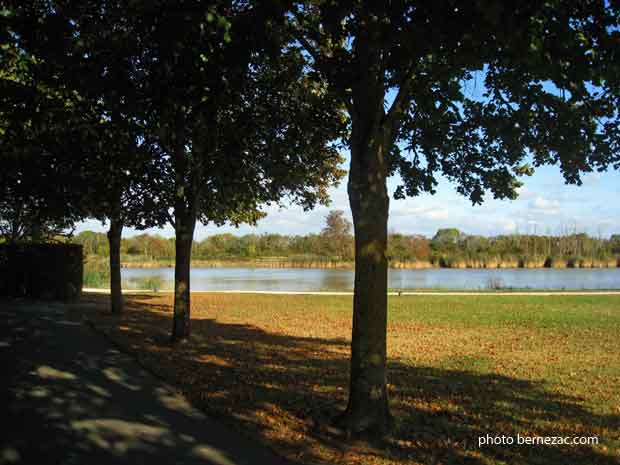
[75,227,620,269]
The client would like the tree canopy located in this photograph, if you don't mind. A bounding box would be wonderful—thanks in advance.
[0,16,89,242]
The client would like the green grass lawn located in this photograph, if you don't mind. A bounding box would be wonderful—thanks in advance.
[83,292,620,465]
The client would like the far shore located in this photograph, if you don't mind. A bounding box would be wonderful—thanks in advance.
[118,258,620,270]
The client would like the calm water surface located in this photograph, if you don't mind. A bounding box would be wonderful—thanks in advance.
[121,267,620,291]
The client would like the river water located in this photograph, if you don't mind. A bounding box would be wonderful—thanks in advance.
[121,267,620,291]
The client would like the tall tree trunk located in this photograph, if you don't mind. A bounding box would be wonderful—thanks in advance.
[107,218,123,314]
[338,129,392,435]
[30,216,42,241]
[335,24,394,436]
[170,108,196,343]
[171,213,195,342]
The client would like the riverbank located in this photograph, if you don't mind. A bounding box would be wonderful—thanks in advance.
[120,258,356,269]
[117,257,620,270]
[87,265,620,292]
[80,292,620,465]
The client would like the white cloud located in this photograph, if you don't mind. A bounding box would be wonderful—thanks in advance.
[501,219,518,232]
[515,185,537,200]
[423,209,450,220]
[391,203,450,220]
[529,196,561,215]
[582,172,603,185]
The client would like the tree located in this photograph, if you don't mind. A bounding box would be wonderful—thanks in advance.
[3,1,170,313]
[321,210,353,259]
[289,1,620,434]
[432,228,464,245]
[126,1,346,342]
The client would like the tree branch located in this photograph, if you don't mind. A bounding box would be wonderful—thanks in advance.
[165,210,176,228]
[290,17,321,65]
[289,14,354,116]
[384,75,414,140]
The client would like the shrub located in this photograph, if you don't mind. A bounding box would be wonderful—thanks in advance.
[126,275,165,292]
[0,242,83,300]
[486,276,504,290]
[143,275,163,292]
[83,258,110,288]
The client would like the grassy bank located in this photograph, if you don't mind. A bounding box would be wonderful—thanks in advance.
[82,293,620,465]
[119,256,356,269]
[83,257,110,288]
[117,255,620,270]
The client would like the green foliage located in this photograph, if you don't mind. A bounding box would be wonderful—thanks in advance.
[322,210,352,237]
[75,231,110,257]
[126,275,164,292]
[77,227,620,267]
[110,1,348,234]
[0,22,88,240]
[83,257,110,289]
[320,210,353,260]
[290,1,620,204]
[2,2,171,232]
[611,235,620,255]
[387,233,430,262]
[432,229,463,245]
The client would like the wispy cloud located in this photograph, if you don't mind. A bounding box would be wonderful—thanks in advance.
[529,196,561,215]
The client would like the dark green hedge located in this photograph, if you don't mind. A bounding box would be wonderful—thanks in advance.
[0,243,83,300]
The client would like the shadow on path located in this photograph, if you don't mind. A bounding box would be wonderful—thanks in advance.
[0,299,296,465]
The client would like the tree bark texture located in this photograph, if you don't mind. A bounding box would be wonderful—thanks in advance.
[340,129,392,435]
[171,214,195,342]
[170,110,196,343]
[107,218,123,314]
[336,24,395,435]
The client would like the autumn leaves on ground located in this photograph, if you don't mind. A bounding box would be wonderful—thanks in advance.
[81,293,620,465]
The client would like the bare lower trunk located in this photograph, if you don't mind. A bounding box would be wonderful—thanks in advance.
[333,21,395,435]
[30,216,42,242]
[333,18,411,435]
[107,219,123,314]
[171,214,195,342]
[337,132,392,436]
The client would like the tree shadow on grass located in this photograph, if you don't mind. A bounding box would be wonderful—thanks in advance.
[82,293,620,465]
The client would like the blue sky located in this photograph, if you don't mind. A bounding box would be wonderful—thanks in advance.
[75,157,620,239]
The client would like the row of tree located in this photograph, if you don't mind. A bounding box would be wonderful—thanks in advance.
[3,1,620,435]
[74,209,355,261]
[2,1,345,326]
[76,223,620,267]
[425,228,620,267]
